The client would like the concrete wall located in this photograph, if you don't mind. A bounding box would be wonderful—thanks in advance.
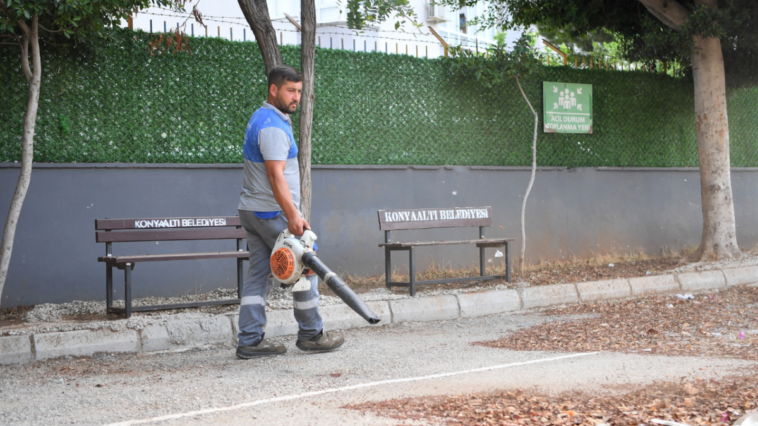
[2,163,758,307]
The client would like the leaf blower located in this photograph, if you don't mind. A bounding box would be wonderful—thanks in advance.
[270,229,381,324]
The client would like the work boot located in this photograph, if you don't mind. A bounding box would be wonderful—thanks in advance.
[236,336,286,359]
[296,330,344,353]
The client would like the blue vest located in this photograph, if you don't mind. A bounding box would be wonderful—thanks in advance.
[243,107,298,163]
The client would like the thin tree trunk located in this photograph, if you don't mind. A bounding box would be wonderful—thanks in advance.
[298,0,316,222]
[515,77,538,274]
[689,22,740,260]
[238,0,282,74]
[0,16,40,298]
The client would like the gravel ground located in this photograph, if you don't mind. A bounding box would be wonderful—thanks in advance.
[0,310,753,426]
[11,282,511,329]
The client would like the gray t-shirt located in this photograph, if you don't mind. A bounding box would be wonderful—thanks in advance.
[238,102,301,212]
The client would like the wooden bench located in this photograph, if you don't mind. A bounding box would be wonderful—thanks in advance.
[96,216,248,318]
[378,206,513,296]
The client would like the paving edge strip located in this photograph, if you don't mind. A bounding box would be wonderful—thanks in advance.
[1,266,756,365]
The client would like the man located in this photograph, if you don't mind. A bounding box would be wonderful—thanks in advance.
[236,65,344,359]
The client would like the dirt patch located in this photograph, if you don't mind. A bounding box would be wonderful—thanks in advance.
[0,305,34,327]
[347,373,758,425]
[476,286,758,361]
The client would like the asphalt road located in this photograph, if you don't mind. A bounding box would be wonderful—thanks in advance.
[1,310,752,425]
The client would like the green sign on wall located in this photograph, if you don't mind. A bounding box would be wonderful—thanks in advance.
[543,82,593,134]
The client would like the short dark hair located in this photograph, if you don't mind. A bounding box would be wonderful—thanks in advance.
[268,65,302,88]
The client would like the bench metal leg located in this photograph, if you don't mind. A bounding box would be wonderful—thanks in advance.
[106,264,113,311]
[479,246,486,276]
[409,247,416,297]
[385,247,391,289]
[124,263,132,319]
[505,241,511,283]
[479,226,485,276]
[236,258,244,299]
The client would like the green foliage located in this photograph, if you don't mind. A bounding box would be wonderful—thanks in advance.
[448,33,544,85]
[1,28,757,167]
[437,0,757,83]
[346,0,421,31]
[0,0,179,43]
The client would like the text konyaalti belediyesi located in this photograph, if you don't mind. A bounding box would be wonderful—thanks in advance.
[383,208,488,223]
[134,218,227,229]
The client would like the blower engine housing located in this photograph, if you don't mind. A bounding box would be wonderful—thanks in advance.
[270,229,317,289]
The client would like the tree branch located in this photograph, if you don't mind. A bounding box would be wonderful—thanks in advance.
[0,0,34,39]
[19,34,31,83]
[637,0,690,30]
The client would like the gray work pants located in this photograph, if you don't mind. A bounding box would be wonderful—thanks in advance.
[237,210,322,347]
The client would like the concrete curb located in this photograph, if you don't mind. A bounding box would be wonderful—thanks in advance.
[576,279,631,302]
[2,265,758,364]
[521,283,579,309]
[629,274,680,296]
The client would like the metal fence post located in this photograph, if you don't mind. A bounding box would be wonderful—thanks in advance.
[409,247,416,297]
[384,231,391,289]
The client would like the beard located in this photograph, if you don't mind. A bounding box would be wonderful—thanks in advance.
[274,97,298,114]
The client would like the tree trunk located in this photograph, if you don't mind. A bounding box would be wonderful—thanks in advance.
[238,0,282,74]
[0,16,41,299]
[515,77,538,274]
[689,28,741,261]
[298,0,316,222]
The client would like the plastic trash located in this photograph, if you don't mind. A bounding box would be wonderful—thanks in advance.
[495,250,504,258]
[733,411,758,426]
[667,304,675,308]
[739,330,746,339]
[608,263,615,267]
[676,293,695,300]
[712,332,723,337]
[646,270,652,275]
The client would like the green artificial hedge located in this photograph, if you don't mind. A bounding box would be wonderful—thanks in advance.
[0,28,756,167]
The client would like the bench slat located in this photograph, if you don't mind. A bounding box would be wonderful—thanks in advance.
[96,216,241,230]
[96,228,245,243]
[98,251,248,264]
[378,206,492,231]
[379,238,514,248]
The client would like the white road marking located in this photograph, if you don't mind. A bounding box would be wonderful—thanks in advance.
[105,352,599,425]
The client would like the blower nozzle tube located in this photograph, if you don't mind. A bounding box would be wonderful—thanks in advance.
[301,251,380,324]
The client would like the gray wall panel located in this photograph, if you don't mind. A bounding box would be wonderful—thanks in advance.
[1,164,756,307]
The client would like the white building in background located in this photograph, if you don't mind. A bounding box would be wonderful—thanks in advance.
[126,0,521,59]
